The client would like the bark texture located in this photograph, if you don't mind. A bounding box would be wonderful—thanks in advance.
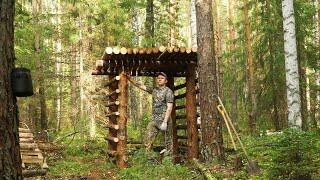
[0,0,23,178]
[186,64,199,160]
[243,0,257,134]
[228,0,238,125]
[195,0,224,162]
[282,0,302,128]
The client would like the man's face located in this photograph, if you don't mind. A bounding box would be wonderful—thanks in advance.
[157,75,167,86]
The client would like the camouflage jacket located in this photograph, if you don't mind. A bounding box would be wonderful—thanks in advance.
[146,86,174,123]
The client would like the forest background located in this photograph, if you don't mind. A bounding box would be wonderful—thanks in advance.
[11,0,320,179]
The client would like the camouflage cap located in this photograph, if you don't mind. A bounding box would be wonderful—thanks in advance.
[156,72,168,79]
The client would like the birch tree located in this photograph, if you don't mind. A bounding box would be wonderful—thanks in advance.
[282,0,302,128]
[190,0,197,47]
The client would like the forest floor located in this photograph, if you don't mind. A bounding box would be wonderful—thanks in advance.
[24,129,320,180]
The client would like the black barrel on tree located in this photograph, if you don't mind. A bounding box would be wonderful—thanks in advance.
[11,68,34,97]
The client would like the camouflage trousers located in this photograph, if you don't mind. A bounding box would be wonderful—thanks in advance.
[144,120,172,153]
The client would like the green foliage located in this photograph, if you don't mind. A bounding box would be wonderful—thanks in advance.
[267,129,319,179]
[48,136,114,178]
[118,149,200,180]
[243,129,320,179]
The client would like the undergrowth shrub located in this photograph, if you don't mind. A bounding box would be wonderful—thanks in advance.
[266,129,319,179]
[118,149,200,180]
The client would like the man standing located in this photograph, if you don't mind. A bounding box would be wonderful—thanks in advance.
[126,72,174,153]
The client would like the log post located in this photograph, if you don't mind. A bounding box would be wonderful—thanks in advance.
[117,71,128,168]
[167,77,179,163]
[186,63,199,160]
[107,75,118,160]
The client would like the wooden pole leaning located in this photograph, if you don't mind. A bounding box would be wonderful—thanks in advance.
[186,63,199,160]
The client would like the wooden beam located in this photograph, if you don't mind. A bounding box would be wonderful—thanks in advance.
[105,101,120,107]
[113,47,120,54]
[175,93,186,99]
[106,112,120,117]
[159,46,166,52]
[19,133,34,138]
[104,124,119,130]
[104,76,120,87]
[105,47,113,54]
[120,47,127,55]
[176,115,186,119]
[175,105,186,110]
[105,89,120,98]
[186,63,199,160]
[174,83,186,91]
[19,128,31,133]
[117,71,128,168]
[20,143,37,150]
[180,47,186,53]
[105,136,119,143]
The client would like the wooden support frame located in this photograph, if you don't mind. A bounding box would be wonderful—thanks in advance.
[93,46,202,168]
[104,124,119,130]
[105,136,119,142]
[167,78,179,163]
[105,101,120,107]
[106,112,120,117]
[105,89,120,98]
[117,71,128,168]
[107,75,118,163]
[104,76,120,87]
[186,63,199,160]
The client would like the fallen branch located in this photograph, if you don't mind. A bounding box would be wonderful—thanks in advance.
[191,158,215,180]
[53,131,80,143]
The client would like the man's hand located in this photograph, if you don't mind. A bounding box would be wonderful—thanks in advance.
[160,121,167,131]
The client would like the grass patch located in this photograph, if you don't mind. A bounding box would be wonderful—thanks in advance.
[118,149,201,180]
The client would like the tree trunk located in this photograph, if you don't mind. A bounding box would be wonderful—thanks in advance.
[79,15,85,126]
[243,0,257,134]
[145,0,154,47]
[117,72,128,168]
[213,0,223,99]
[190,0,197,47]
[282,0,302,128]
[33,0,48,139]
[53,0,62,131]
[195,0,224,162]
[71,43,78,125]
[169,0,178,46]
[297,37,308,130]
[316,0,320,127]
[266,1,281,130]
[0,0,23,178]
[186,64,199,160]
[228,0,238,124]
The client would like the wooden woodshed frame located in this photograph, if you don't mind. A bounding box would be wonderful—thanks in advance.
[92,46,200,168]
